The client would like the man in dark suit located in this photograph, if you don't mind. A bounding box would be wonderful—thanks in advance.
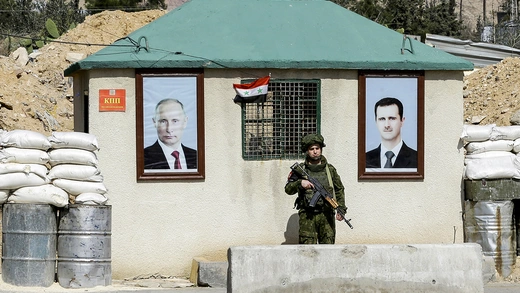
[366,97,417,169]
[144,98,197,170]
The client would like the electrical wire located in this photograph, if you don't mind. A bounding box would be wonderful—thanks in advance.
[0,32,136,47]
[0,20,267,78]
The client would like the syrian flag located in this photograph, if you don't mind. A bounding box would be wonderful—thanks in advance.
[233,76,270,103]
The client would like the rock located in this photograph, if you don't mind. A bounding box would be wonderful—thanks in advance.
[66,52,85,63]
[471,115,486,124]
[28,51,43,60]
[510,110,520,125]
[11,47,29,67]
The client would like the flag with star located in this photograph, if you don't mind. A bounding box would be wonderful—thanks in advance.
[233,76,270,103]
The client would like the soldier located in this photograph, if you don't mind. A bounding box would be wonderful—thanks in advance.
[285,134,346,244]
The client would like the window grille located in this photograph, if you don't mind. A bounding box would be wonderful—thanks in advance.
[242,79,320,160]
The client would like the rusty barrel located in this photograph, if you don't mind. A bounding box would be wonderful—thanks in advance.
[2,203,57,287]
[464,200,516,278]
[57,204,111,288]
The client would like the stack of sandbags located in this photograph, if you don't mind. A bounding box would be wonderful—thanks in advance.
[461,125,520,180]
[0,130,68,207]
[47,132,108,205]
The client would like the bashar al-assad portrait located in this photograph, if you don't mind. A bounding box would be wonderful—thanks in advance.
[364,77,418,173]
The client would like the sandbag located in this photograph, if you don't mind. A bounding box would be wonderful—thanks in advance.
[513,138,520,153]
[48,131,99,151]
[0,190,9,203]
[0,172,47,189]
[48,148,98,167]
[53,178,107,195]
[0,147,50,164]
[48,164,103,182]
[465,155,520,179]
[75,192,108,205]
[9,184,68,207]
[1,129,51,150]
[461,124,495,142]
[0,163,48,178]
[465,140,514,154]
[491,126,520,141]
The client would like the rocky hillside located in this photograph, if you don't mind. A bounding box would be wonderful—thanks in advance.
[464,57,520,126]
[0,9,167,135]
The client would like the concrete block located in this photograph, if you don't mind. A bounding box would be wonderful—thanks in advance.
[190,257,227,288]
[228,244,484,293]
[482,255,497,283]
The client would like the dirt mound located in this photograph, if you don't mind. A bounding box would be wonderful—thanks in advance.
[0,9,167,135]
[463,57,520,126]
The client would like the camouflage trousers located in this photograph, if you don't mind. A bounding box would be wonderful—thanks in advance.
[298,209,336,244]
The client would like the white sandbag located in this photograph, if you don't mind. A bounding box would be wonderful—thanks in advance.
[0,147,50,164]
[0,172,47,189]
[465,140,514,154]
[461,124,495,142]
[1,129,52,150]
[75,192,108,205]
[491,126,520,141]
[0,190,9,203]
[465,155,520,179]
[48,148,98,167]
[464,151,515,165]
[513,138,520,153]
[48,164,103,182]
[48,132,99,151]
[53,179,107,195]
[0,163,48,178]
[9,184,68,207]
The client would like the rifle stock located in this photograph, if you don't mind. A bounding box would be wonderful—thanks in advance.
[290,162,353,229]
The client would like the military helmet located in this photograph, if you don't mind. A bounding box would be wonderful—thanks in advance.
[300,133,326,152]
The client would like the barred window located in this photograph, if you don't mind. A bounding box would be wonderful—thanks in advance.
[242,79,320,160]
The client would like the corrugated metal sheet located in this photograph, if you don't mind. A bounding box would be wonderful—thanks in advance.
[426,33,520,68]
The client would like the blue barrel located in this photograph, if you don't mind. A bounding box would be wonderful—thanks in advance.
[57,204,111,288]
[2,203,57,287]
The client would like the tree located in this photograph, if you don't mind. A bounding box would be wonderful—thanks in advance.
[331,0,464,38]
[0,0,85,55]
[423,0,462,36]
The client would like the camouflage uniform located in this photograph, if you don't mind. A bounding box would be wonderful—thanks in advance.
[284,134,346,244]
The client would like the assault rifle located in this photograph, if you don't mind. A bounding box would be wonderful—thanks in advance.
[290,162,353,229]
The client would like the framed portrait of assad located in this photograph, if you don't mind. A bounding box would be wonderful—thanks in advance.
[136,69,205,181]
[358,71,424,180]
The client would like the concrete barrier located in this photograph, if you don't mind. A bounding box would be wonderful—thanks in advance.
[227,244,484,293]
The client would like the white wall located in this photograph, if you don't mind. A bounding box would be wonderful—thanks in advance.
[84,68,465,279]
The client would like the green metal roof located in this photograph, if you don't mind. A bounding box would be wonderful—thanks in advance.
[64,0,474,76]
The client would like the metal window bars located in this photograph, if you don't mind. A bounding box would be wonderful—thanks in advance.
[243,80,319,160]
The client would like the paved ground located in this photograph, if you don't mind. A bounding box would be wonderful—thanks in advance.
[0,278,517,292]
[0,283,518,293]
[484,282,520,293]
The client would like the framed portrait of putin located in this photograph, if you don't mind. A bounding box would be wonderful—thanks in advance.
[358,71,424,180]
[136,69,205,181]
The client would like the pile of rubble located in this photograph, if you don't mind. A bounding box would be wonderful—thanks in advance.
[0,9,167,135]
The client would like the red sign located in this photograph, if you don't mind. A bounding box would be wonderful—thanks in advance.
[99,89,126,112]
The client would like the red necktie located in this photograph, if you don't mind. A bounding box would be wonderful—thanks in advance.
[172,151,181,169]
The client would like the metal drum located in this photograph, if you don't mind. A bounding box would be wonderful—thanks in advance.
[57,204,111,288]
[464,200,516,278]
[2,203,57,287]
